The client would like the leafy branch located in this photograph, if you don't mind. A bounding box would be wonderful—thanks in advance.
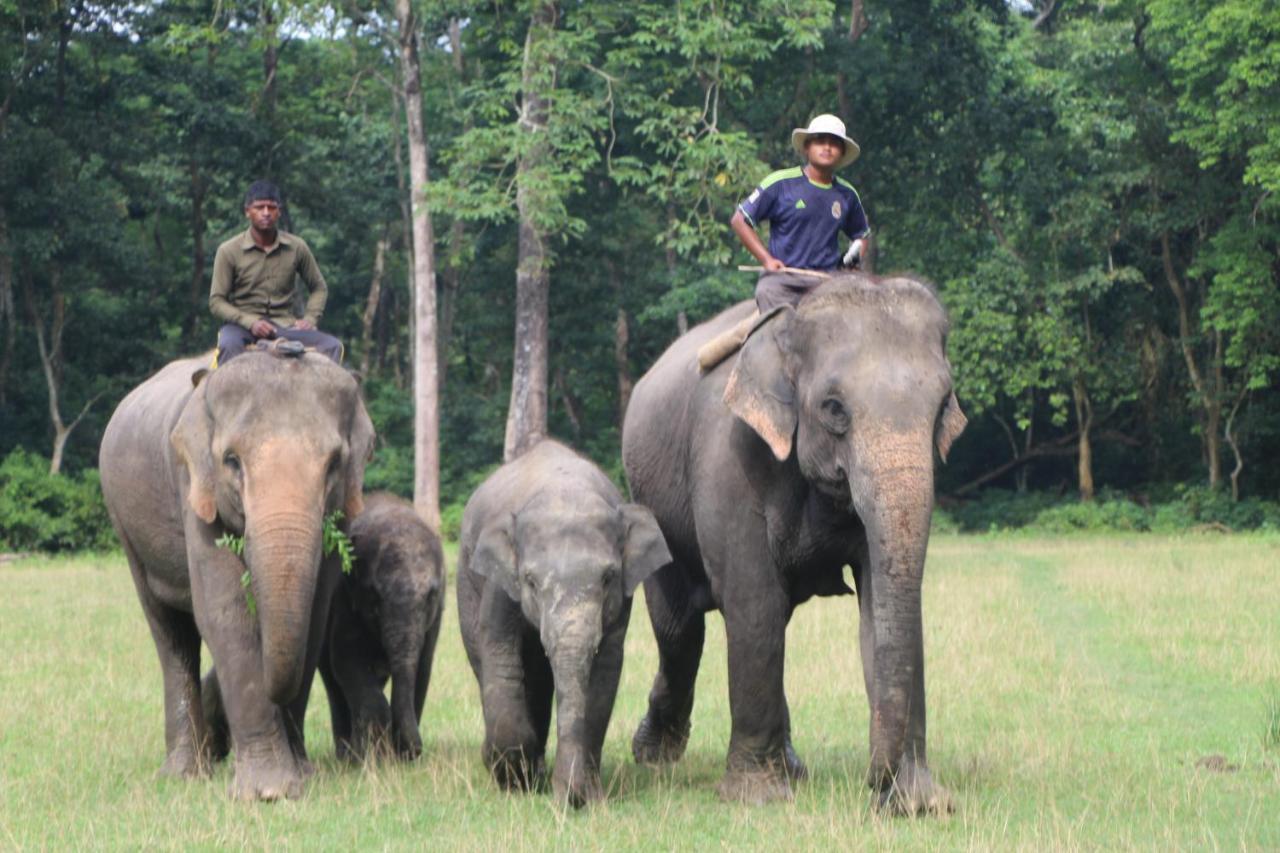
[215,512,355,616]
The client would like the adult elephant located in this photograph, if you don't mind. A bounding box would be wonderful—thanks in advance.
[623,273,966,812]
[100,348,374,800]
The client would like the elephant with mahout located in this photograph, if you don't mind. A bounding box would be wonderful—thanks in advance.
[99,348,374,800]
[317,491,445,762]
[622,273,966,812]
[457,439,672,808]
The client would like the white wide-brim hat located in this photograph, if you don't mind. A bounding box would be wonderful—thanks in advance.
[791,114,861,169]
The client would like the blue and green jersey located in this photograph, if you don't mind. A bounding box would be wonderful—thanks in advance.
[738,167,869,270]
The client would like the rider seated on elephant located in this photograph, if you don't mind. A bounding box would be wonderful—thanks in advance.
[730,113,870,313]
[696,115,870,372]
[209,180,344,365]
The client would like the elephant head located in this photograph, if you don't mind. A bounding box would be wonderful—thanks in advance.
[171,353,375,704]
[723,275,965,784]
[470,494,671,805]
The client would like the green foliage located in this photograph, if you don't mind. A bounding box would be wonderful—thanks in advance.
[322,512,354,575]
[0,450,115,553]
[1265,690,1280,751]
[947,487,1280,534]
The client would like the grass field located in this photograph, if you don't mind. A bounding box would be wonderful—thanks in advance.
[2,535,1279,849]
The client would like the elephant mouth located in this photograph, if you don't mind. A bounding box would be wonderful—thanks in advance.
[812,467,854,511]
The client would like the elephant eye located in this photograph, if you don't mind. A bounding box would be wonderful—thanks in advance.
[222,451,241,472]
[819,397,851,435]
[601,568,617,588]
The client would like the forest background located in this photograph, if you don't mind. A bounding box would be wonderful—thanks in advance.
[3,0,1280,551]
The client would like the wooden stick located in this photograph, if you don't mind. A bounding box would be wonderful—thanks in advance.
[736,265,831,279]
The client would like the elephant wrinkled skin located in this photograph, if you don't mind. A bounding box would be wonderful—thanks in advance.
[622,273,965,812]
[99,350,374,801]
[457,440,671,808]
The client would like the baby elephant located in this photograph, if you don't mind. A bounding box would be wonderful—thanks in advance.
[318,492,445,761]
[458,440,671,807]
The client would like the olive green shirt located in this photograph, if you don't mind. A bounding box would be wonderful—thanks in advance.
[209,229,328,330]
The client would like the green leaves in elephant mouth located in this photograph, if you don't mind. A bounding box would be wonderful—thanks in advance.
[215,513,355,616]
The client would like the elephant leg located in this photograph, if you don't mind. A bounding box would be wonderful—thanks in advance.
[480,635,544,791]
[200,668,231,762]
[518,630,553,785]
[122,538,210,779]
[412,617,442,722]
[632,561,705,765]
[185,526,305,801]
[317,645,354,763]
[718,558,794,805]
[329,633,392,762]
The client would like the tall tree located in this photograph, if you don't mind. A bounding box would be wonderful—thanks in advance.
[395,0,441,527]
[504,1,558,460]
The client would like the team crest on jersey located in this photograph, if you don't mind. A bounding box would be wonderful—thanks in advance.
[831,201,842,219]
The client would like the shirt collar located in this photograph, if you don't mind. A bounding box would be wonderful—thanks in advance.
[239,228,294,253]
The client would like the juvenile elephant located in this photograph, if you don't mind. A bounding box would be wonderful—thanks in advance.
[623,274,966,812]
[99,349,374,800]
[457,440,671,807]
[318,492,445,762]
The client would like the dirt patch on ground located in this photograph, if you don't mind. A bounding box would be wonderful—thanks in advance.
[1194,754,1238,773]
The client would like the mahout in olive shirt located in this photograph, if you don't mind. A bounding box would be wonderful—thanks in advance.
[209,228,329,331]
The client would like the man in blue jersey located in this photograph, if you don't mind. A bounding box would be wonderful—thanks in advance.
[730,114,869,312]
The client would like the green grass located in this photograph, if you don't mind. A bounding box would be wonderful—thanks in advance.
[2,535,1279,848]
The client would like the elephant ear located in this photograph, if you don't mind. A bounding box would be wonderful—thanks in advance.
[935,390,967,463]
[170,384,217,524]
[470,516,519,600]
[343,401,376,519]
[723,306,798,461]
[619,503,672,596]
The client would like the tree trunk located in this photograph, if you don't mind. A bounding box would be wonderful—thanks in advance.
[554,365,582,441]
[437,16,469,395]
[184,160,206,338]
[22,268,97,475]
[504,2,558,462]
[0,210,14,404]
[1225,387,1247,502]
[390,84,415,378]
[608,260,632,427]
[1072,375,1094,501]
[395,0,441,529]
[358,235,389,381]
[1160,231,1221,489]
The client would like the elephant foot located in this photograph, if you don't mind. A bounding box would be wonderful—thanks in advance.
[552,770,604,810]
[393,728,423,761]
[230,747,307,801]
[487,747,546,793]
[783,738,808,781]
[874,761,954,817]
[632,712,691,765]
[716,767,793,805]
[158,745,210,780]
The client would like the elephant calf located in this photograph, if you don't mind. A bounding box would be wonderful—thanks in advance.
[457,439,671,807]
[318,492,445,762]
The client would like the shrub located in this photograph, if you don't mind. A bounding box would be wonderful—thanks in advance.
[0,449,117,553]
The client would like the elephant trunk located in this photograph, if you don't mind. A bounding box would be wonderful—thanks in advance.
[245,508,324,705]
[852,438,936,788]
[546,608,604,808]
[382,604,430,759]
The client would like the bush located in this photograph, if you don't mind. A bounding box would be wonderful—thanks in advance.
[0,449,117,553]
[944,486,1280,535]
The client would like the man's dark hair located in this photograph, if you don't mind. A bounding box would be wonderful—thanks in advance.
[244,180,283,208]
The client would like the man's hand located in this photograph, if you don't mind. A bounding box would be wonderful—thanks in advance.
[294,318,315,331]
[250,319,277,339]
[763,256,786,272]
[842,239,864,269]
